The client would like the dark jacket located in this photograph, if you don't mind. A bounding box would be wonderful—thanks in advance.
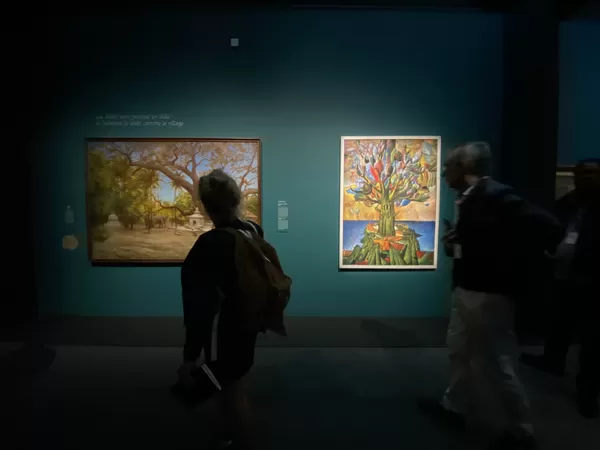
[181,219,263,361]
[452,178,563,296]
[554,191,600,284]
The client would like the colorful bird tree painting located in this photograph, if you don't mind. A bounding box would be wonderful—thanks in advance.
[340,137,440,269]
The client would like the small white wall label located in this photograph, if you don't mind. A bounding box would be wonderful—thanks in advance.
[277,201,288,233]
[65,205,74,224]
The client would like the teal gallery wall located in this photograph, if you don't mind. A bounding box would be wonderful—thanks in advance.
[558,20,600,165]
[33,10,505,317]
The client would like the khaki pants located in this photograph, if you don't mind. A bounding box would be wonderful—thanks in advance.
[442,287,533,435]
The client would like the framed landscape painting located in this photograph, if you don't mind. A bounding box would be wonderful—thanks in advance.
[339,136,441,270]
[86,138,261,265]
[555,166,575,200]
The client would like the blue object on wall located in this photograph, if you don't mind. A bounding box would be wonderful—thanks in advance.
[559,21,600,165]
[32,10,504,317]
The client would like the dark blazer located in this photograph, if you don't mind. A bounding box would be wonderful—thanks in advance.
[555,191,600,284]
[452,178,563,296]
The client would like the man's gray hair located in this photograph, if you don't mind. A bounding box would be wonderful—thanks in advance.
[449,141,493,177]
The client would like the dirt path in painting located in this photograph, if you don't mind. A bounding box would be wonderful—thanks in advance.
[93,224,200,261]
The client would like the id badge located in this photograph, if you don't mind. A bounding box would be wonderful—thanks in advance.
[564,232,579,245]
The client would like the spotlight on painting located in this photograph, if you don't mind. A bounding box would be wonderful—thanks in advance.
[86,138,261,265]
[339,136,441,269]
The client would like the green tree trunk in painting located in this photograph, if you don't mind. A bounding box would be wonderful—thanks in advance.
[378,189,396,237]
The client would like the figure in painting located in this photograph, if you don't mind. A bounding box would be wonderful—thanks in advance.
[341,137,439,268]
[87,139,260,263]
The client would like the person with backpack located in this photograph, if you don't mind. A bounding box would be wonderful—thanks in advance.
[174,169,291,450]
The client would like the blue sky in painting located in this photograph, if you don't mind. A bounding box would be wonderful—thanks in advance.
[343,220,436,252]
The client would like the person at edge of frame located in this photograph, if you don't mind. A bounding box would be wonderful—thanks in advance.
[520,158,600,419]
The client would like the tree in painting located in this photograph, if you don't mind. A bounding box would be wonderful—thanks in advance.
[87,140,260,263]
[341,138,439,268]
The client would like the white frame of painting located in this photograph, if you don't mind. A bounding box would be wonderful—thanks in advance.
[338,135,442,270]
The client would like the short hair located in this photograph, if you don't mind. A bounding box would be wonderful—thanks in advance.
[447,141,493,177]
[198,169,241,218]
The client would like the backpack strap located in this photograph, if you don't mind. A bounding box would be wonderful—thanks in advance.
[224,224,274,267]
[244,220,259,235]
[233,221,261,242]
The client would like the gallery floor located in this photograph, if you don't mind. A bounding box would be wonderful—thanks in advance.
[1,343,598,450]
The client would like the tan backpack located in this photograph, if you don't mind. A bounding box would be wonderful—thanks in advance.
[224,224,292,336]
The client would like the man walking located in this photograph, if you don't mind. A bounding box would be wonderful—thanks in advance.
[520,158,600,418]
[420,142,563,449]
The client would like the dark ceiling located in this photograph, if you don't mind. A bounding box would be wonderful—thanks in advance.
[43,0,600,19]
[573,0,600,18]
